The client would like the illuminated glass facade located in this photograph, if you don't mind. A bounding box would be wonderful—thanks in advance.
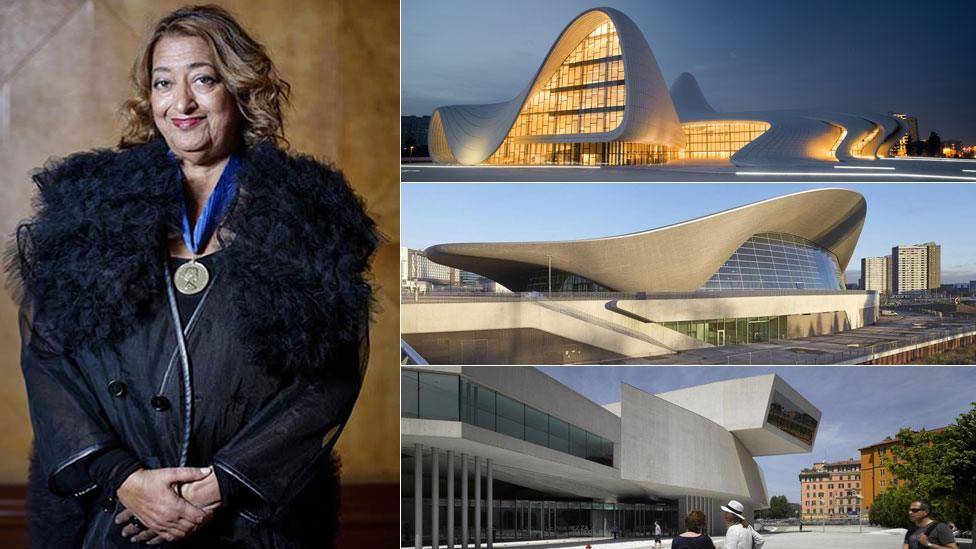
[702,233,844,291]
[681,121,770,159]
[660,316,788,346]
[767,390,818,445]
[485,18,677,166]
[401,370,614,467]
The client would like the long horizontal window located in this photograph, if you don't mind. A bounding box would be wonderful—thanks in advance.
[402,370,614,466]
[659,316,788,346]
[767,390,818,445]
[487,141,678,166]
[681,121,770,159]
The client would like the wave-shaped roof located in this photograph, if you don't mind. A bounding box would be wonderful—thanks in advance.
[426,189,866,292]
[429,8,685,165]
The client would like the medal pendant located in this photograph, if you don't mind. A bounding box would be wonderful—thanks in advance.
[174,258,209,295]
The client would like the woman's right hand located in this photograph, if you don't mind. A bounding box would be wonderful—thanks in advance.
[115,467,215,542]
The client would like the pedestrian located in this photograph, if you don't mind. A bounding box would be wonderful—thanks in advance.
[903,499,958,549]
[654,520,663,547]
[672,510,716,549]
[721,500,764,549]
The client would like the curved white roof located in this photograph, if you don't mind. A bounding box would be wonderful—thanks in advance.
[429,8,685,165]
[673,73,909,166]
[426,188,866,292]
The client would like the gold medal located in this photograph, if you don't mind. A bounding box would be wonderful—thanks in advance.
[173,257,209,295]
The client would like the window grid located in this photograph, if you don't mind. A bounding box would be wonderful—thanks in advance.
[681,121,770,159]
[702,233,844,290]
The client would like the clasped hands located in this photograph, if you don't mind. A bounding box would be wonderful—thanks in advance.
[114,466,222,545]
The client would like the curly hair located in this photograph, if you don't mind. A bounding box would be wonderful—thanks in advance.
[685,510,707,533]
[119,5,290,149]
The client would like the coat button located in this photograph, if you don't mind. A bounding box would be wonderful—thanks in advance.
[107,380,126,398]
[151,396,171,411]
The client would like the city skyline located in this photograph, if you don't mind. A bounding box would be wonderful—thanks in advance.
[537,366,976,503]
[402,0,976,143]
[402,183,976,283]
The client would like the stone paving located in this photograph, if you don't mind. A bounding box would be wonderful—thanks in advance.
[401,157,976,182]
[617,313,976,365]
[411,529,972,549]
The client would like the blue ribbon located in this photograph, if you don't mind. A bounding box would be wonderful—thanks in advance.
[170,152,241,255]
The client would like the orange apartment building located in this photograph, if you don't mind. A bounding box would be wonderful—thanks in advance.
[799,459,861,520]
[859,428,947,514]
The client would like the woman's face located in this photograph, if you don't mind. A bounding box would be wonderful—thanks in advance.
[150,34,239,163]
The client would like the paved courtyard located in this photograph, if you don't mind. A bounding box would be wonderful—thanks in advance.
[424,528,972,549]
[402,157,976,182]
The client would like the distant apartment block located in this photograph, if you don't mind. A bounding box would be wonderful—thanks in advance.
[860,256,890,294]
[798,459,861,520]
[401,246,505,293]
[892,242,940,294]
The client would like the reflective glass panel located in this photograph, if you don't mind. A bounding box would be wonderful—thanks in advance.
[525,406,549,447]
[496,393,525,439]
[418,372,459,420]
[767,390,818,445]
[401,370,419,418]
[702,233,844,290]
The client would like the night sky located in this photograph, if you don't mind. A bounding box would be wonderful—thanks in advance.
[402,0,976,143]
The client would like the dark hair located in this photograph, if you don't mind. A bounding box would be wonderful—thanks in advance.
[686,510,706,533]
[913,499,932,513]
[120,4,291,148]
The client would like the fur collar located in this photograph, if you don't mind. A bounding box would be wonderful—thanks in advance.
[9,138,376,378]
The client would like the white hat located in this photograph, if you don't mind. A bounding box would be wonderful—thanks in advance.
[721,500,746,521]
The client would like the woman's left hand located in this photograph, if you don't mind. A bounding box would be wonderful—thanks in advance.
[116,469,222,544]
[180,469,223,511]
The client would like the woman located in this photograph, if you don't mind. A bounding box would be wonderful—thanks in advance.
[721,500,764,549]
[672,510,716,549]
[10,5,375,547]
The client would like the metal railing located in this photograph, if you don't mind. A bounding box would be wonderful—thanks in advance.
[402,289,873,304]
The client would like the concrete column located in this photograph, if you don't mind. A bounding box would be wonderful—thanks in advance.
[447,451,455,549]
[475,456,482,548]
[432,449,439,549]
[461,454,468,549]
[487,459,493,548]
[415,444,422,549]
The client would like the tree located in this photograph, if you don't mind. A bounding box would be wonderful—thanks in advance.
[769,495,793,519]
[925,131,943,157]
[870,484,915,528]
[943,403,976,536]
[876,403,976,532]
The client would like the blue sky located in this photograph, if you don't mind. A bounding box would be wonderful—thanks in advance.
[402,0,976,143]
[537,366,976,503]
[401,183,976,283]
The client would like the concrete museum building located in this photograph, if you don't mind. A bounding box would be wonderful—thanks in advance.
[402,367,821,547]
[428,8,908,166]
[401,189,880,364]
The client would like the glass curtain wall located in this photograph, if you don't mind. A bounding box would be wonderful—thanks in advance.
[659,316,788,346]
[681,121,770,159]
[702,232,844,291]
[402,370,614,466]
[402,496,678,544]
[485,18,678,165]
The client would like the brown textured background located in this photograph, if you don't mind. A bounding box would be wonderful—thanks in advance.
[0,0,398,494]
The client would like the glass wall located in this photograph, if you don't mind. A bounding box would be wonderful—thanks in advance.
[482,17,679,166]
[702,232,844,291]
[681,121,770,159]
[509,19,625,140]
[401,496,678,544]
[659,316,788,346]
[767,390,818,445]
[525,267,612,292]
[402,370,614,467]
[487,140,678,166]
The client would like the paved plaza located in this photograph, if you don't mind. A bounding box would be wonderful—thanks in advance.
[407,529,972,549]
[625,313,975,365]
[402,157,976,182]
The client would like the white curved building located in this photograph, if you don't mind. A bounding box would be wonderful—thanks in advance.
[428,9,908,167]
[403,367,821,546]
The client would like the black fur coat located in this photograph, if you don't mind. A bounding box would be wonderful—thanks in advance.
[9,138,377,548]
